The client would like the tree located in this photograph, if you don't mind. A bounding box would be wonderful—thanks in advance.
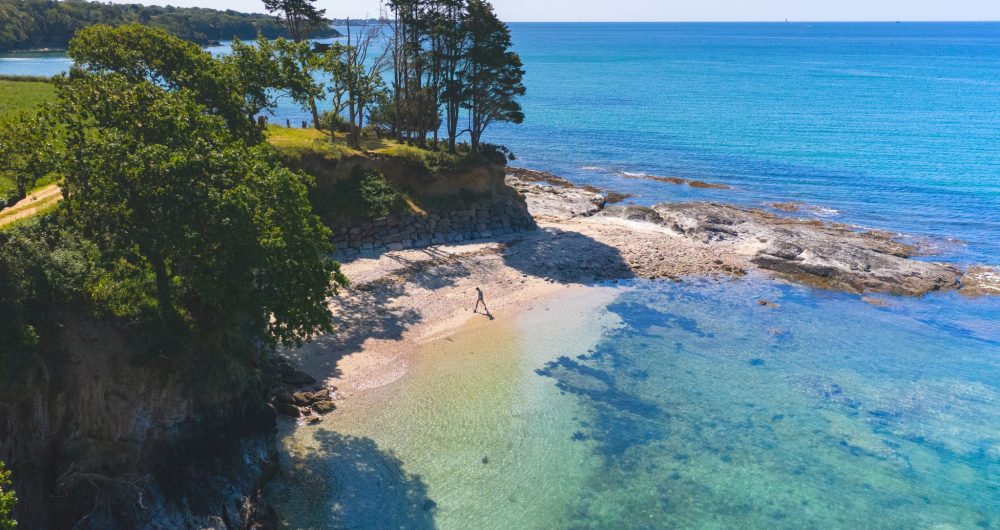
[68,24,261,142]
[0,112,57,201]
[262,0,328,128]
[435,0,470,152]
[0,461,14,530]
[227,36,325,126]
[461,0,525,153]
[386,0,435,146]
[329,20,392,149]
[262,0,327,42]
[51,63,343,348]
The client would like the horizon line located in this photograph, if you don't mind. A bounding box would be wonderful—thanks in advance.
[489,20,1000,24]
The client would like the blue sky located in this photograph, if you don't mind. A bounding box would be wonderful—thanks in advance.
[109,0,1000,21]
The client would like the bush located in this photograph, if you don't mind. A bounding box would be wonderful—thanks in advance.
[354,167,405,218]
[314,166,408,223]
[319,111,350,133]
[0,461,14,530]
[377,145,462,177]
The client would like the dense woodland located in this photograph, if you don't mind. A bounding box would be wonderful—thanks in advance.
[0,0,525,525]
[0,0,339,52]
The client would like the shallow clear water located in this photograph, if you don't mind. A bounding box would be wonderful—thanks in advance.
[271,279,1000,529]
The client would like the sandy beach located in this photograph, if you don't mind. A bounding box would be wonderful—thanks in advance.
[280,169,999,405]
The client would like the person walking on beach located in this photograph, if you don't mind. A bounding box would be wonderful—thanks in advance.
[474,287,492,317]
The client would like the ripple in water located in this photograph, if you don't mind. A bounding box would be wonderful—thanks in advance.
[271,278,1000,529]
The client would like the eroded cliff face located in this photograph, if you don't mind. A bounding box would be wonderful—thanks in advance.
[1,309,278,529]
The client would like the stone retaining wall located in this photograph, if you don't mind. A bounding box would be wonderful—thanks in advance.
[332,197,536,258]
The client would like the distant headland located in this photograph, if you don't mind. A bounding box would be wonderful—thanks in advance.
[0,0,340,53]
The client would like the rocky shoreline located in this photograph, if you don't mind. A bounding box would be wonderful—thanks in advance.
[508,167,996,297]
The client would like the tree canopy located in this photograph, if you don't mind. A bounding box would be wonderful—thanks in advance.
[0,111,57,201]
[3,24,346,352]
[0,461,14,530]
[379,0,525,153]
[263,0,327,43]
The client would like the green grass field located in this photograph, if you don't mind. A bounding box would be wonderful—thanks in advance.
[0,78,57,197]
[0,78,55,119]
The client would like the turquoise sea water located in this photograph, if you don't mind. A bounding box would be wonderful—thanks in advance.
[6,23,999,263]
[271,279,1000,529]
[4,23,1000,527]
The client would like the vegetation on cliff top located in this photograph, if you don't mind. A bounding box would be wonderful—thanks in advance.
[0,0,339,52]
[0,24,346,383]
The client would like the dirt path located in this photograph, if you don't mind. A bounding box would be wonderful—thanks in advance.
[0,184,62,228]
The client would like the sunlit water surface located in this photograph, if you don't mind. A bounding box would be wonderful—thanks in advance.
[269,280,999,529]
[4,24,1000,528]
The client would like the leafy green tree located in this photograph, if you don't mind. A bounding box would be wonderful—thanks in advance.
[262,0,328,127]
[0,461,15,530]
[262,0,328,42]
[434,0,471,152]
[461,0,525,153]
[0,112,57,200]
[227,36,325,124]
[51,66,344,347]
[68,24,260,142]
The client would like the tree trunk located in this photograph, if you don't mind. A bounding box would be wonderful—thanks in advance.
[149,253,177,324]
[309,95,321,130]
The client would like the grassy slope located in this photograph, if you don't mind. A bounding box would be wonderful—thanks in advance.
[0,79,55,119]
[264,125,410,159]
[0,79,57,197]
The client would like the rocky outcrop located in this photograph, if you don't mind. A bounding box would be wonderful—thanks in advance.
[505,170,980,297]
[598,202,961,296]
[270,364,338,421]
[0,310,279,529]
[961,266,1000,297]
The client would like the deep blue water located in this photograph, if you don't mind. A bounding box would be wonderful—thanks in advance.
[5,23,998,264]
[491,23,1000,265]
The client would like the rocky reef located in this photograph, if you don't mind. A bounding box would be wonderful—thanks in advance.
[509,168,993,298]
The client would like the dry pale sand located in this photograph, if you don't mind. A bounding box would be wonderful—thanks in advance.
[282,235,591,400]
[280,207,749,401]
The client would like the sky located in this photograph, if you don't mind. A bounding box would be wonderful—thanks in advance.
[107,0,1000,22]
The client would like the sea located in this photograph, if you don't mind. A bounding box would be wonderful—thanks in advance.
[3,22,998,529]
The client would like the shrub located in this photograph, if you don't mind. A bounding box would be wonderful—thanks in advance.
[354,166,405,218]
[319,111,350,133]
[0,461,14,530]
[377,145,462,177]
[316,166,408,223]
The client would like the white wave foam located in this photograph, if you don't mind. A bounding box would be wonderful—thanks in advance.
[806,206,841,217]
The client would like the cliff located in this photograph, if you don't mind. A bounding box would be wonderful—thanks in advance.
[1,309,279,529]
[273,134,538,256]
